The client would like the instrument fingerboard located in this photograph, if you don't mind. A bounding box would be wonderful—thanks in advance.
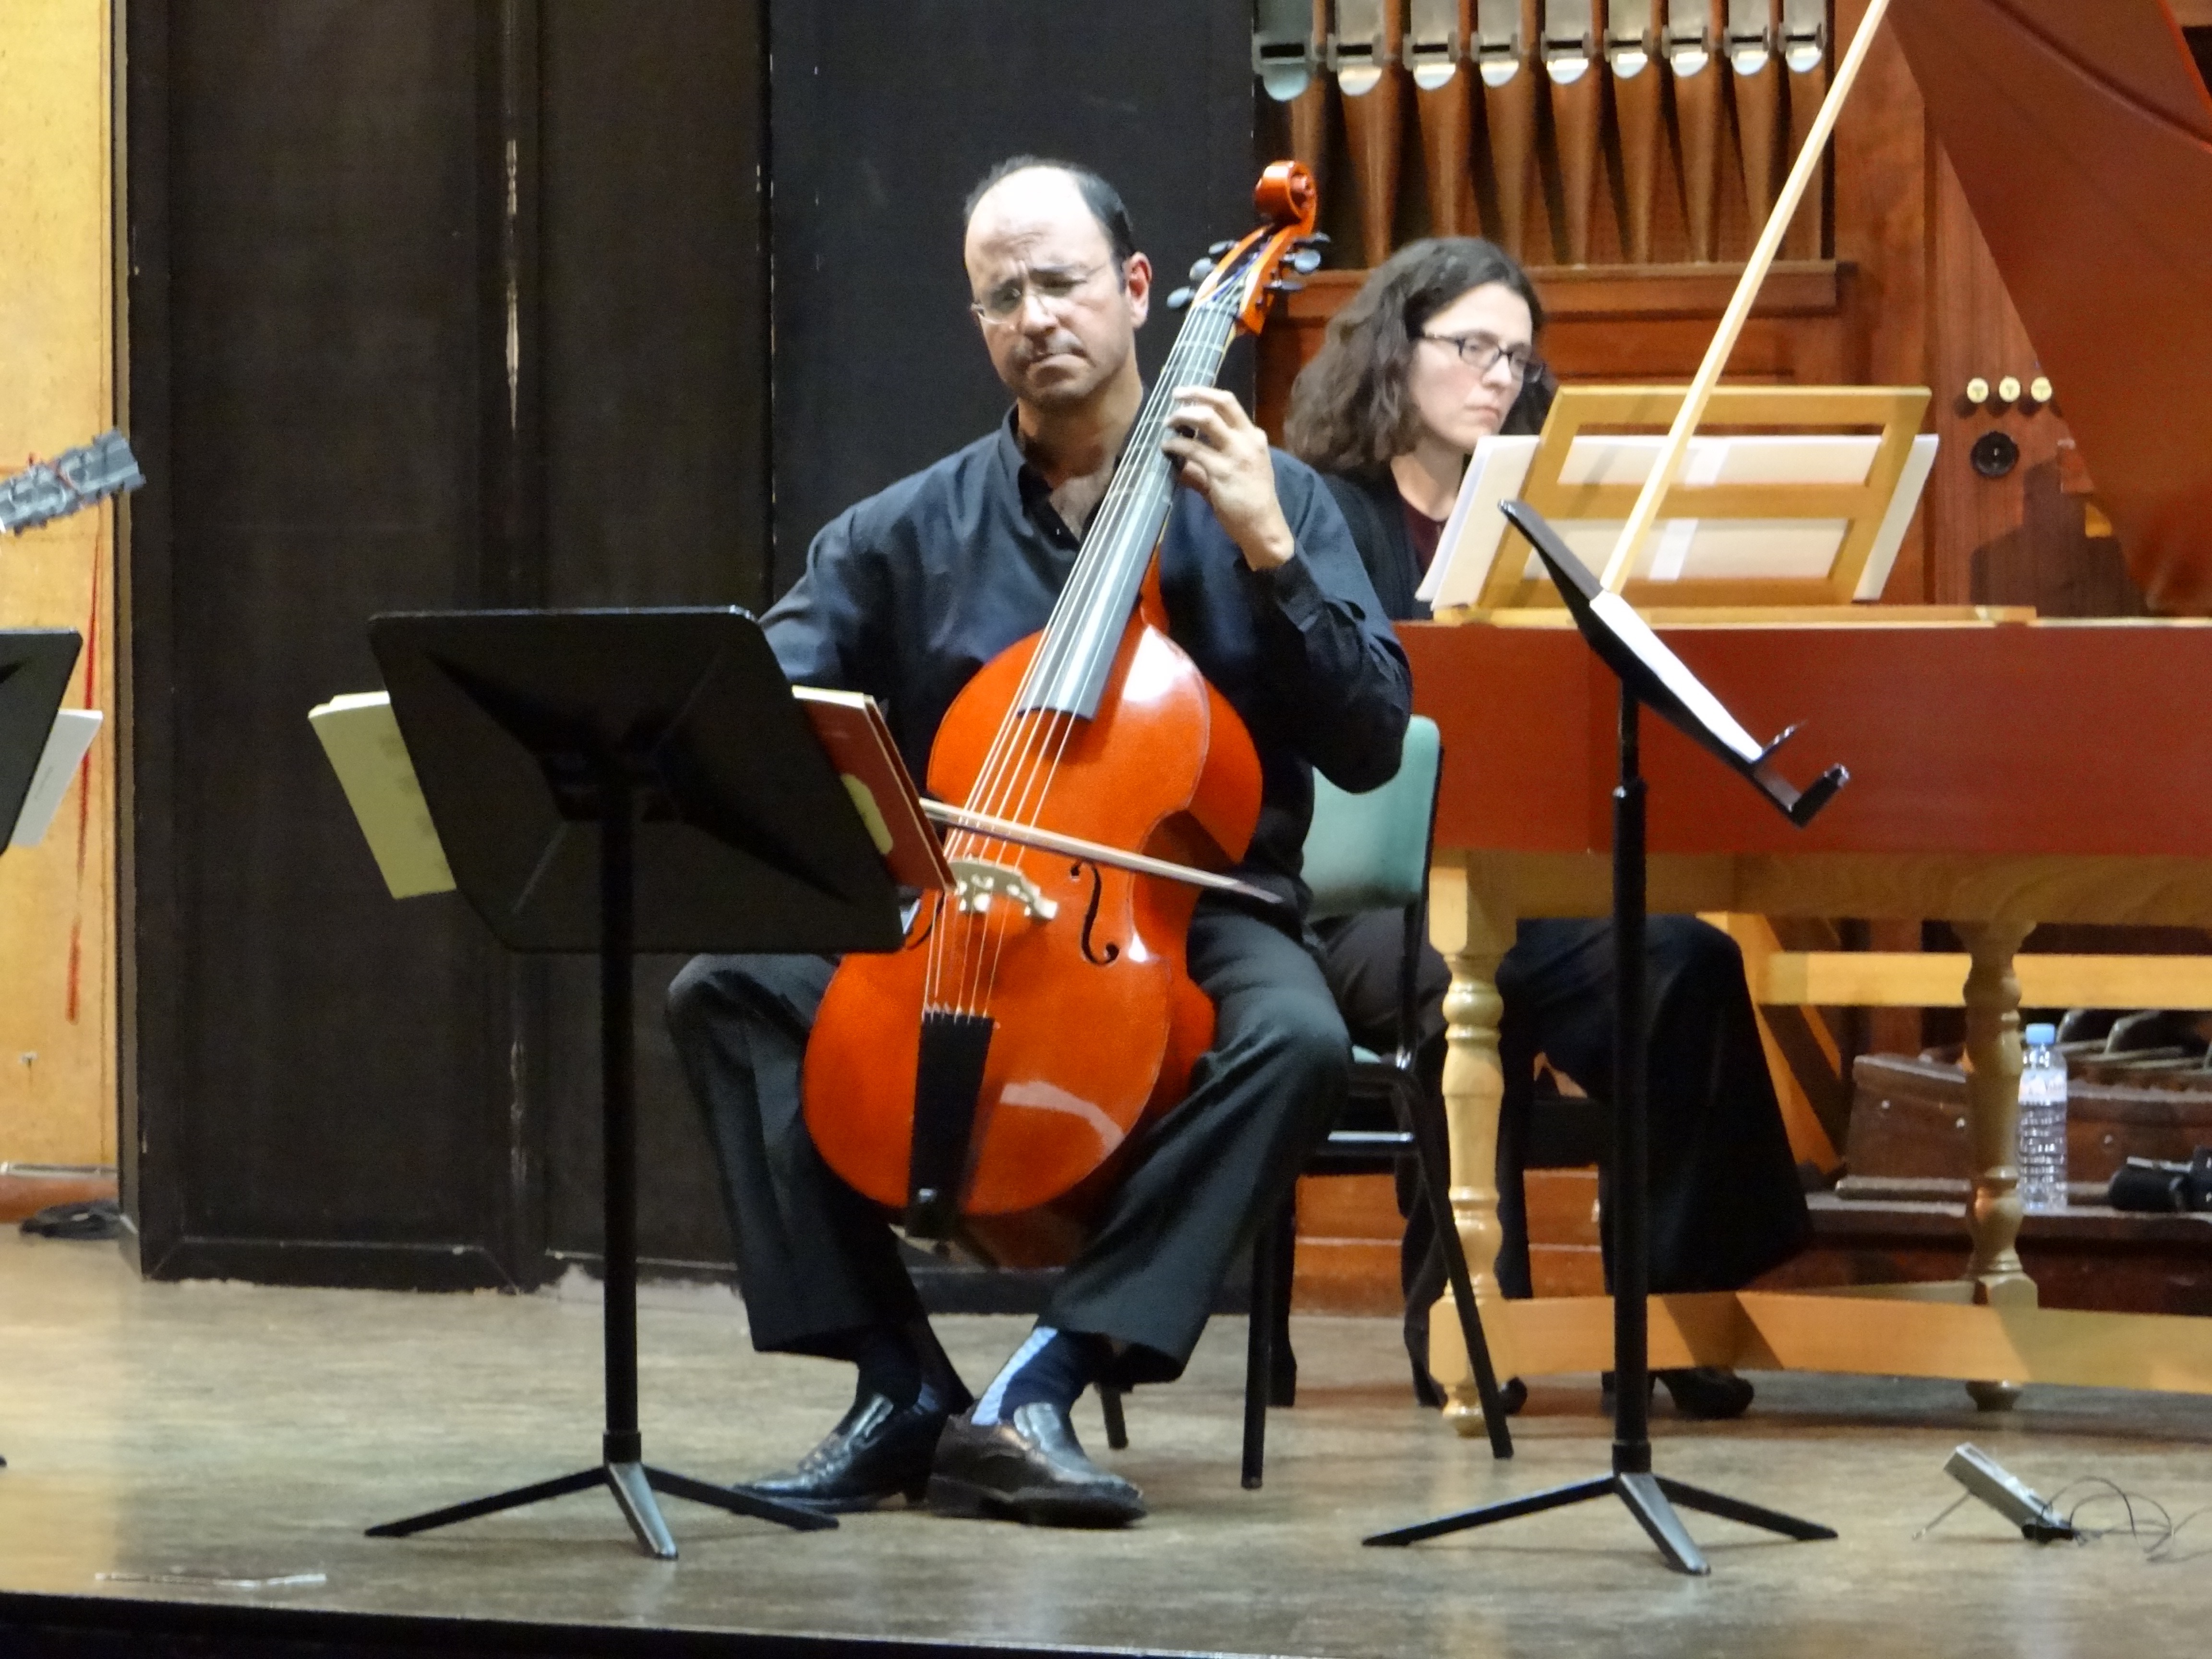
[1019,286,1244,721]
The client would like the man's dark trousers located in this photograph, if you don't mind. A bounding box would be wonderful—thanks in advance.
[666,900,1349,1385]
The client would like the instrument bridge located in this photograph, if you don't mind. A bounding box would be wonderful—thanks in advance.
[950,856,1058,920]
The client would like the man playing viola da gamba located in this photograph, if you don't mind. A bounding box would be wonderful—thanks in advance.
[666,157,1408,1527]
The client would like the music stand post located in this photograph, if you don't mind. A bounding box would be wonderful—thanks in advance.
[1367,505,1845,1575]
[364,608,909,1558]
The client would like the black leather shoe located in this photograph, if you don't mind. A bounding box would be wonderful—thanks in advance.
[926,1403,1146,1527]
[1657,1367,1755,1420]
[746,1392,950,1513]
[1601,1367,1755,1420]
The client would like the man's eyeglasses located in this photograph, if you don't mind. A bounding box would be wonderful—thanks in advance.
[1420,332,1541,382]
[973,261,1116,325]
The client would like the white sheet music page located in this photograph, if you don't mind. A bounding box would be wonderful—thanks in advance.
[1417,436,1539,609]
[8,709,102,848]
[308,692,457,899]
[1414,428,1940,606]
[1586,592,1764,765]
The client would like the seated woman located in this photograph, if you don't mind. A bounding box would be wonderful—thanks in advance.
[1282,238,1812,1419]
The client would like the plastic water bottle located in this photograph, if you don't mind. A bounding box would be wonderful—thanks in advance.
[2017,1022,2068,1212]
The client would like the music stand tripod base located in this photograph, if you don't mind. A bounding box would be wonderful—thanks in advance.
[359,748,836,1556]
[1366,1465,1835,1576]
[366,1447,832,1559]
[1366,505,1839,1575]
[362,609,906,1557]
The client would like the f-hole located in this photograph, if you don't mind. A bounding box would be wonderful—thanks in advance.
[1073,861,1120,965]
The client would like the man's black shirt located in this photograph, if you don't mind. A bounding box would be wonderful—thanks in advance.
[763,411,1412,913]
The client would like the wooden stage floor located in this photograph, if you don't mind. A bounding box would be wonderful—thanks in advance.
[4,1229,2211,1659]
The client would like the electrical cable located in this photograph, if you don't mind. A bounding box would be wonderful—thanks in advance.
[1916,1463,2210,1563]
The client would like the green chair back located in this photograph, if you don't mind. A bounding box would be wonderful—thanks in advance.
[1300,715,1442,923]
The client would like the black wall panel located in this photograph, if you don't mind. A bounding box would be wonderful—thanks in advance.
[126,0,772,1287]
[126,0,521,1286]
[539,4,771,612]
[532,5,774,1273]
[767,0,1258,586]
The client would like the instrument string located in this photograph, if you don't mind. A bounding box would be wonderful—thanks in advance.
[998,299,1238,847]
[938,293,1239,1016]
[965,295,1244,1011]
[971,298,1233,835]
[951,295,1238,985]
[951,301,1220,814]
[944,330,1198,850]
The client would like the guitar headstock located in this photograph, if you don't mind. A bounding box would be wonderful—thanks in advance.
[1166,161,1325,336]
[0,431,145,537]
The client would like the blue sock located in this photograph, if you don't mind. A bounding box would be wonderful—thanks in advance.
[971,1326,1107,1425]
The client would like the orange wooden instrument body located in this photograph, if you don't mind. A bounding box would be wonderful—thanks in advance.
[799,163,1320,1268]
[803,591,1261,1265]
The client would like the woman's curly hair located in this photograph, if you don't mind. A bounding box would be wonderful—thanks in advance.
[1283,238,1550,476]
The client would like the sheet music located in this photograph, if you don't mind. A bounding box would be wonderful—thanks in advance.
[9,710,102,848]
[308,692,457,899]
[1418,436,1539,607]
[1587,591,1763,764]
[1861,435,1938,600]
[1419,429,1937,607]
[792,686,954,892]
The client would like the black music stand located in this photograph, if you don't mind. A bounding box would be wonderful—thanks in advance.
[1366,504,1846,1575]
[0,631,84,849]
[0,629,83,1474]
[364,608,906,1558]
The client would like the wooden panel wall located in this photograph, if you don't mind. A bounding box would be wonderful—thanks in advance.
[535,1,773,1274]
[0,0,116,1172]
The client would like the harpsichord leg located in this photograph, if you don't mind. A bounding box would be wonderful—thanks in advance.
[1958,917,2037,1412]
[1428,855,1517,1435]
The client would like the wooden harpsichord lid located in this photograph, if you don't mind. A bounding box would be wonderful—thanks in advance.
[1886,0,2212,613]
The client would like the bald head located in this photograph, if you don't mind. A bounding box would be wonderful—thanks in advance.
[963,167,1110,281]
[962,157,1135,266]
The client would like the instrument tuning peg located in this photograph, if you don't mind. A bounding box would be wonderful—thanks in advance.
[1188,256,1217,282]
[1295,232,1332,248]
[1288,248,1323,274]
[1265,278,1305,295]
[1166,286,1195,310]
[1208,240,1237,256]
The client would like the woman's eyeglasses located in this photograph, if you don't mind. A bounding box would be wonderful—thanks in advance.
[1419,332,1541,382]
